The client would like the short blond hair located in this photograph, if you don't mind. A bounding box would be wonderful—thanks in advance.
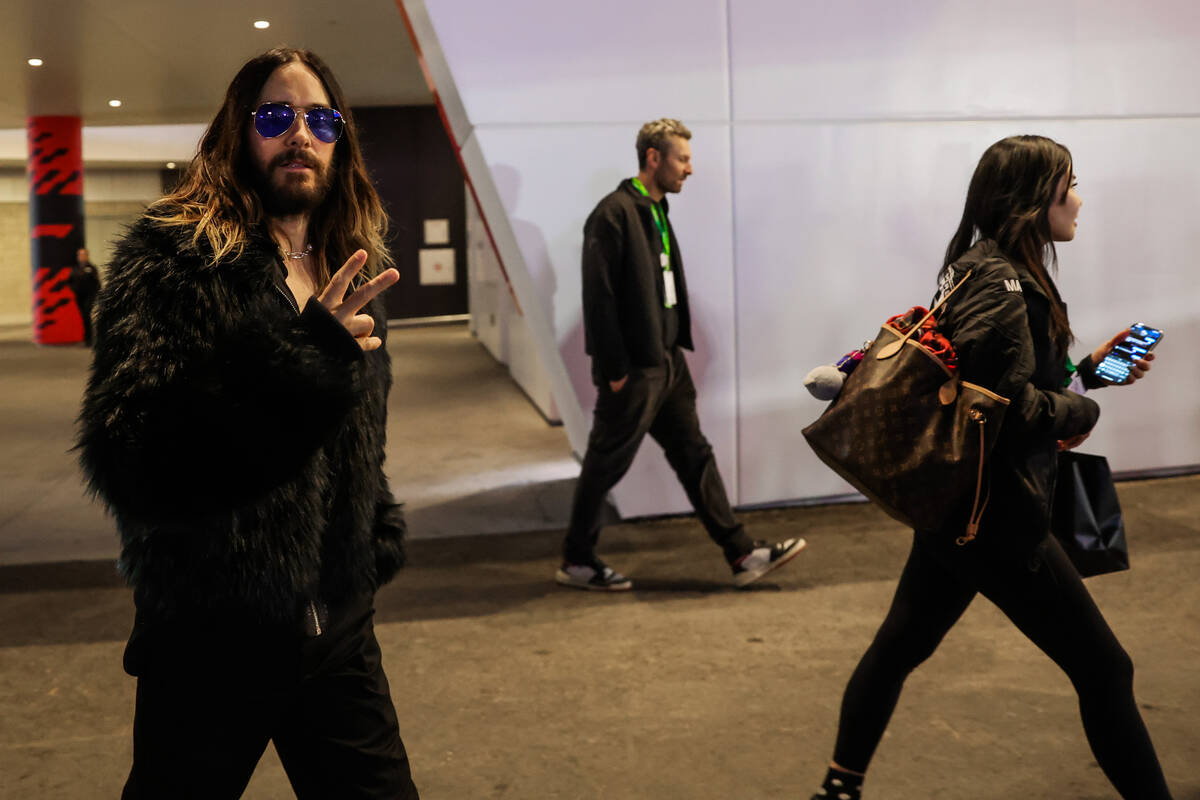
[636,119,692,169]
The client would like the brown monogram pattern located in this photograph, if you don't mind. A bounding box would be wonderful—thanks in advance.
[803,326,1009,533]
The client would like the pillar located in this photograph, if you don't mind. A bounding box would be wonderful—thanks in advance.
[27,116,85,345]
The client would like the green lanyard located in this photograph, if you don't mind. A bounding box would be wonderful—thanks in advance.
[630,178,671,263]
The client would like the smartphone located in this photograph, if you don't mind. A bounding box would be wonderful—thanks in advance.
[1094,323,1163,384]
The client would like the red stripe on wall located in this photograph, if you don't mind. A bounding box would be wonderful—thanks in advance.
[33,266,83,344]
[25,118,84,195]
[32,224,75,239]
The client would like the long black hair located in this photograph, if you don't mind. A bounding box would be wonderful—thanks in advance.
[944,135,1074,351]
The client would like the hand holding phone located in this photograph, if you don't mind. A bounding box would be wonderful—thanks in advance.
[1093,323,1162,385]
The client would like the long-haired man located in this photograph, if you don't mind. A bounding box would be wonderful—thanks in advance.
[78,48,418,798]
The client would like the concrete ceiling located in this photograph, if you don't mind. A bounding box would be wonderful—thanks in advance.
[1,0,432,130]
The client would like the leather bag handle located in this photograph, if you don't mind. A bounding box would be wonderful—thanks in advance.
[876,269,974,360]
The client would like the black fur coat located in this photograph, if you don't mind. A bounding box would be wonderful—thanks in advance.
[78,217,406,624]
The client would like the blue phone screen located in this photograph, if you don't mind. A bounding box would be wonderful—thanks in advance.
[1095,323,1162,383]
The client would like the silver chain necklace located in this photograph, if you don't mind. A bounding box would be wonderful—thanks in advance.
[283,243,313,260]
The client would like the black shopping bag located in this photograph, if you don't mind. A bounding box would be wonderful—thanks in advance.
[1051,451,1129,578]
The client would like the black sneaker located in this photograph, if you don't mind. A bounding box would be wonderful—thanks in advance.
[555,560,632,591]
[813,766,864,799]
[731,537,806,587]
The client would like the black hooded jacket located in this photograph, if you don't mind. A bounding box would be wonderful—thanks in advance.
[77,217,406,624]
[933,239,1103,549]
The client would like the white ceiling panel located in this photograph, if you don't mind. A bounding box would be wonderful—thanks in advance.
[1,0,432,129]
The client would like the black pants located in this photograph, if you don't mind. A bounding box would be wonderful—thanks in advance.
[76,296,95,346]
[832,531,1171,799]
[121,595,418,800]
[564,347,754,565]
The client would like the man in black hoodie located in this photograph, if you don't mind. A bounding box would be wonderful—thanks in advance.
[556,119,806,591]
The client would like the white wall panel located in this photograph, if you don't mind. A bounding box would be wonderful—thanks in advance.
[420,0,1200,516]
[1043,119,1200,472]
[423,0,731,125]
[730,0,1200,121]
[466,185,508,359]
[458,129,590,446]
[735,118,1200,505]
[472,125,628,419]
[474,123,739,515]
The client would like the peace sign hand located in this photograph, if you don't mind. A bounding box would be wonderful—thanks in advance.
[318,250,399,352]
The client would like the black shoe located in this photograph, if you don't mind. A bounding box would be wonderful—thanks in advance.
[730,537,806,587]
[813,766,864,799]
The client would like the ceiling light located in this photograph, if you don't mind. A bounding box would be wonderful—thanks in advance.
[108,99,122,108]
[254,20,270,29]
[166,162,177,170]
[28,58,44,67]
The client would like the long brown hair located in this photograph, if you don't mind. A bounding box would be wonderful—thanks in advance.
[148,47,391,284]
[944,135,1074,351]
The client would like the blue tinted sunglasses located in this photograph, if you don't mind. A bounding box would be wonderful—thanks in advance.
[251,102,344,144]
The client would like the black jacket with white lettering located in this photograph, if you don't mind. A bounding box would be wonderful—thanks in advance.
[932,239,1101,549]
[77,217,406,624]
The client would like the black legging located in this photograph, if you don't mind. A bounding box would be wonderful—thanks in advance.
[833,530,1171,800]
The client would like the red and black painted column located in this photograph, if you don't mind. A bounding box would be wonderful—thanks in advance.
[27,116,85,345]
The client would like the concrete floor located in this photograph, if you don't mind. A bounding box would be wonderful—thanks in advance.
[0,324,578,565]
[1,328,1198,799]
[376,325,578,540]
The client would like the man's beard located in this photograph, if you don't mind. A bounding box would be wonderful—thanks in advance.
[252,149,333,217]
[651,165,682,195]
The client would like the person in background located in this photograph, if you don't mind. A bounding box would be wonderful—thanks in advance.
[557,118,806,591]
[78,48,418,799]
[808,135,1172,800]
[68,247,101,346]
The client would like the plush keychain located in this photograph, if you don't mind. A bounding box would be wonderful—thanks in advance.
[803,344,870,400]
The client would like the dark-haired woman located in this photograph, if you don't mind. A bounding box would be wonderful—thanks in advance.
[810,136,1172,800]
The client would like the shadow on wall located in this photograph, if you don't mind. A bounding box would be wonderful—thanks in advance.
[488,164,582,414]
